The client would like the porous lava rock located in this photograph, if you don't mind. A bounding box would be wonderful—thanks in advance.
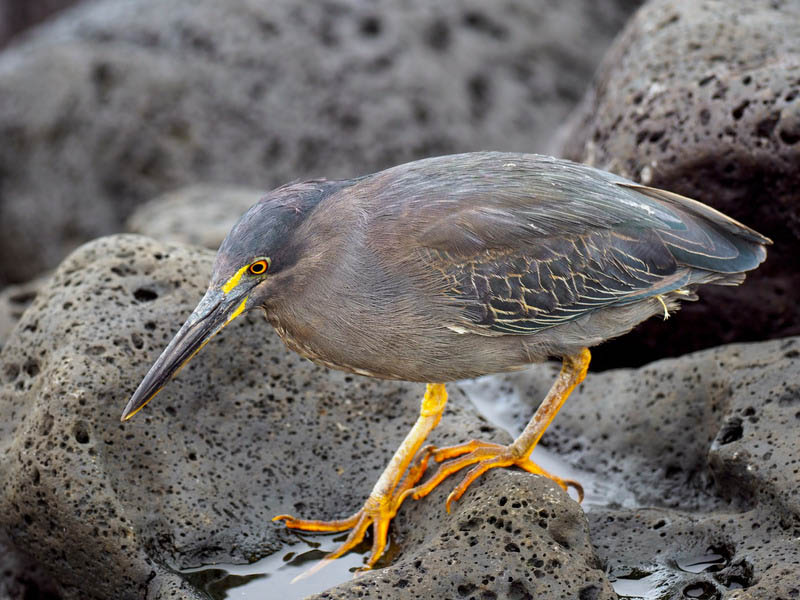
[0,234,609,599]
[0,0,640,286]
[556,0,800,369]
[312,473,614,600]
[480,335,800,597]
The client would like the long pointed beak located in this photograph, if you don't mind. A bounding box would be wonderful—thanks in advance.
[121,288,249,421]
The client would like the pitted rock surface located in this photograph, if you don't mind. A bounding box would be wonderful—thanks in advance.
[312,474,614,600]
[125,185,263,251]
[0,234,608,599]
[556,0,800,369]
[0,0,640,286]
[477,336,800,597]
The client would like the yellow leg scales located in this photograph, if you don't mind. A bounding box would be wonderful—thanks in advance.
[404,348,591,511]
[273,383,448,579]
[274,348,590,578]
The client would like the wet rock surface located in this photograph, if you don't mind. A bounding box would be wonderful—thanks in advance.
[0,0,638,286]
[556,0,800,369]
[0,235,608,599]
[481,336,800,598]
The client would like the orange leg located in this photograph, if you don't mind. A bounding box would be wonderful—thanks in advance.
[404,348,591,512]
[273,383,447,578]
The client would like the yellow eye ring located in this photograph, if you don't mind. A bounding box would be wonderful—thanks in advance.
[248,259,270,275]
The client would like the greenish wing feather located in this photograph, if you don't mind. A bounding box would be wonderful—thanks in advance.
[409,162,689,334]
[424,227,683,334]
[403,153,767,335]
[617,183,769,273]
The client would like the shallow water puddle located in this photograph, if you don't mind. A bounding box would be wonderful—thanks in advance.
[180,532,367,599]
[608,547,740,599]
[675,550,726,574]
[610,569,665,599]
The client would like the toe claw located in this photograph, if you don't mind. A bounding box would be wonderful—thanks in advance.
[564,479,584,503]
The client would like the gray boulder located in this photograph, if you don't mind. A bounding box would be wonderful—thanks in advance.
[0,183,262,351]
[0,0,640,286]
[0,234,611,599]
[556,0,800,368]
[3,232,797,599]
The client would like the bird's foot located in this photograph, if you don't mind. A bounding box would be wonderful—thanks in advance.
[274,383,449,579]
[403,350,590,512]
[404,440,583,512]
[273,448,432,580]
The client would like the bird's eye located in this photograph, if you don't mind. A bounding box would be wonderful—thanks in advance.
[248,259,270,275]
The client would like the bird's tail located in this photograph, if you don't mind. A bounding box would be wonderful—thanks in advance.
[618,183,771,284]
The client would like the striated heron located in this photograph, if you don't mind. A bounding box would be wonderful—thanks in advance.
[121,152,770,570]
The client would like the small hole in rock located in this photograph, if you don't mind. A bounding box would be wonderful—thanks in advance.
[718,417,743,445]
[23,360,40,377]
[425,19,450,51]
[731,100,749,120]
[4,363,20,382]
[131,333,144,350]
[134,289,158,302]
[359,16,381,36]
[74,422,90,444]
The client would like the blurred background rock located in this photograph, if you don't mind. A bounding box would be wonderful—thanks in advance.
[555,0,800,368]
[0,0,639,286]
[2,1,800,599]
[0,0,80,48]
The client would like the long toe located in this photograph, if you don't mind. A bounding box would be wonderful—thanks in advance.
[272,512,361,533]
[517,458,584,502]
[275,505,387,582]
[407,442,582,511]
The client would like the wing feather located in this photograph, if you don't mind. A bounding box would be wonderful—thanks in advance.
[365,153,769,335]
